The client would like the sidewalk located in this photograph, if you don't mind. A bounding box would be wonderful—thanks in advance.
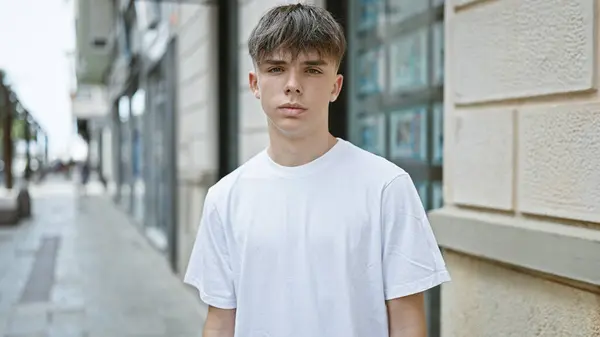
[0,178,207,337]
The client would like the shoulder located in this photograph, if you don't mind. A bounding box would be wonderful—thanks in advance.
[338,139,409,186]
[204,150,267,206]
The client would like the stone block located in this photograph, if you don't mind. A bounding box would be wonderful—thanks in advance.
[451,108,514,210]
[178,43,209,87]
[6,305,48,335]
[239,0,270,44]
[239,130,270,164]
[442,252,600,337]
[240,89,268,129]
[177,8,210,54]
[518,102,600,223]
[179,107,208,142]
[452,0,596,104]
[239,52,254,88]
[178,3,203,29]
[178,71,207,113]
[189,138,217,172]
[452,0,486,8]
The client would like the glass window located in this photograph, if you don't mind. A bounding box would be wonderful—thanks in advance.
[357,47,386,96]
[431,181,443,209]
[118,96,130,122]
[389,28,428,93]
[357,113,386,156]
[350,0,445,211]
[416,181,429,208]
[348,3,446,330]
[388,106,427,161]
[387,0,429,24]
[432,103,443,165]
[131,89,146,116]
[433,22,444,86]
[357,0,383,32]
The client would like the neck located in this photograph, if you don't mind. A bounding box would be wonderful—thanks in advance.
[267,127,337,167]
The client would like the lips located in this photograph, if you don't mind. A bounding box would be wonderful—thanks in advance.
[278,103,307,116]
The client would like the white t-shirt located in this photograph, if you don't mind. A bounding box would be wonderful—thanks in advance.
[184,138,450,337]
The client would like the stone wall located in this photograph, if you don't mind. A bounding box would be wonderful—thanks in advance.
[175,3,218,275]
[432,0,600,335]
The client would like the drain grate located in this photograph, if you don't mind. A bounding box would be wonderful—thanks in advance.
[20,236,61,303]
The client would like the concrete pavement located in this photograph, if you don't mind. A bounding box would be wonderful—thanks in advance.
[0,178,207,337]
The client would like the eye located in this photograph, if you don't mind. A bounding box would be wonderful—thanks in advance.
[306,68,322,74]
[268,67,283,73]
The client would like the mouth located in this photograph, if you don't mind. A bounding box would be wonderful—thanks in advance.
[278,103,307,110]
[277,103,307,116]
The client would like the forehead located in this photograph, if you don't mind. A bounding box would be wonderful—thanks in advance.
[258,49,335,65]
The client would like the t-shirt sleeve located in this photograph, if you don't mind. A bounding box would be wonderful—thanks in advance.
[381,174,451,300]
[183,190,236,309]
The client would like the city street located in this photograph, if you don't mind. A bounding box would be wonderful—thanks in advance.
[0,178,207,337]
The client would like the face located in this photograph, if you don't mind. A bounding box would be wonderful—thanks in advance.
[249,50,343,138]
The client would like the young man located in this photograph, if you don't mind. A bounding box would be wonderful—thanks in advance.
[184,4,450,337]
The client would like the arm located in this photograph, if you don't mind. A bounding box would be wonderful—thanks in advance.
[386,292,427,337]
[203,306,236,337]
[183,189,238,335]
[380,174,450,337]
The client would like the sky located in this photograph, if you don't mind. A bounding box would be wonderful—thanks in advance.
[0,0,82,159]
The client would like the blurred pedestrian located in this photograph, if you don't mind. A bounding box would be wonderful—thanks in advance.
[78,160,90,197]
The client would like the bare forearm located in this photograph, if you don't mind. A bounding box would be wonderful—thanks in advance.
[387,293,427,337]
[203,306,235,337]
[203,326,234,337]
[389,323,426,337]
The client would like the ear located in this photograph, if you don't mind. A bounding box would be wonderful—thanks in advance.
[249,71,260,99]
[329,74,344,102]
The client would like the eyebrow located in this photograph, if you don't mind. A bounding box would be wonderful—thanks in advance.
[262,59,328,66]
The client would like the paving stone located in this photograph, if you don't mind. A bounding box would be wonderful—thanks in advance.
[5,306,48,335]
[0,315,8,336]
[47,324,86,337]
[0,179,206,337]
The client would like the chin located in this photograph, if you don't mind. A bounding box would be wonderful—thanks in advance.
[271,119,310,138]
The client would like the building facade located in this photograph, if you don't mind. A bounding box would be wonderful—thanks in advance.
[429,0,600,335]
[73,0,600,336]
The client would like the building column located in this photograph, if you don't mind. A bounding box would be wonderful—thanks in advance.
[218,0,239,178]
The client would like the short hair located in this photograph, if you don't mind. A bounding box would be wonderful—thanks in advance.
[248,3,346,68]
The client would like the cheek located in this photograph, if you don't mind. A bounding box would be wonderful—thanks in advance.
[263,85,287,107]
[257,80,275,95]
[308,85,334,102]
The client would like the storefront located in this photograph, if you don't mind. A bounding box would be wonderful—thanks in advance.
[139,37,179,269]
[102,0,179,270]
[348,0,444,209]
[345,0,445,335]
[129,88,145,224]
[116,93,132,211]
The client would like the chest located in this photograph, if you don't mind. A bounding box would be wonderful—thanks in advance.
[225,179,382,262]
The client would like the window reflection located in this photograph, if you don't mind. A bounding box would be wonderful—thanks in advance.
[389,28,428,93]
[357,47,385,96]
[358,0,382,32]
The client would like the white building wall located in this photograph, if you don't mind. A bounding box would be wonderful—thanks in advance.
[71,84,109,119]
[175,3,219,276]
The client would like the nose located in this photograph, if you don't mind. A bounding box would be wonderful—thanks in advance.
[284,73,302,95]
